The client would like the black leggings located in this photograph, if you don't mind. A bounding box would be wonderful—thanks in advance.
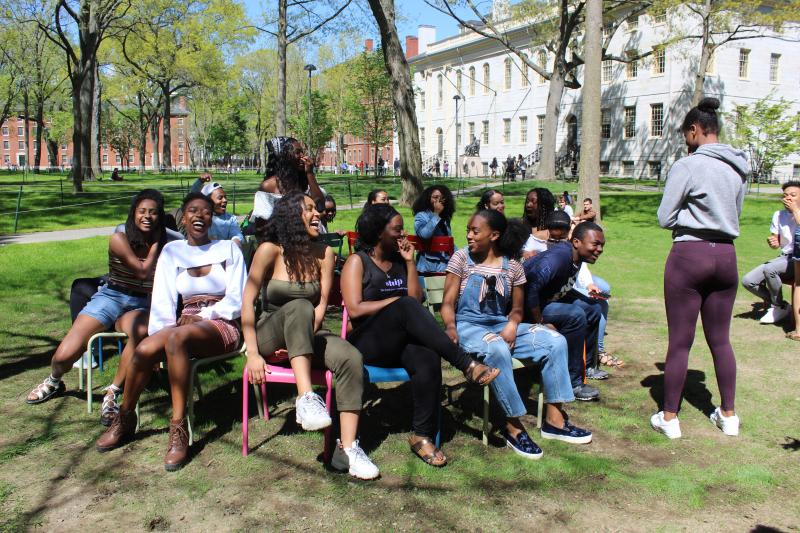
[349,296,473,438]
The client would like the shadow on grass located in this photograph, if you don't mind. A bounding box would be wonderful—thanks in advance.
[640,362,716,417]
[781,437,800,451]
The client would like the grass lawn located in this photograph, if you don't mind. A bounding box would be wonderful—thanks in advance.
[1,189,799,531]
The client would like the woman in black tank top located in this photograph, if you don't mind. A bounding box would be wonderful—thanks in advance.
[341,204,500,467]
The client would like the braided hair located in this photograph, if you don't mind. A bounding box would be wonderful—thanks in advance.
[523,187,556,231]
[265,136,308,194]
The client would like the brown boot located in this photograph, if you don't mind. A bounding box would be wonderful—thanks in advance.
[164,418,189,472]
[96,408,137,452]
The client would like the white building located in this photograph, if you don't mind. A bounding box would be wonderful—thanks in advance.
[405,8,800,181]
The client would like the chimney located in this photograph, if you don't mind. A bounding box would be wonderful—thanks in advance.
[365,39,373,51]
[417,25,436,55]
[405,36,419,59]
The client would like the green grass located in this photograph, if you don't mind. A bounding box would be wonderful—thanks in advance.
[1,189,799,530]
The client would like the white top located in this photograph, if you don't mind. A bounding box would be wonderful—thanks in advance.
[148,240,246,335]
[574,263,593,290]
[175,262,227,298]
[250,191,282,222]
[522,234,548,254]
[562,205,574,218]
[771,209,798,256]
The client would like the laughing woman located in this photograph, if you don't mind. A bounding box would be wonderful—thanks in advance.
[26,189,168,426]
[241,192,379,480]
[96,192,246,471]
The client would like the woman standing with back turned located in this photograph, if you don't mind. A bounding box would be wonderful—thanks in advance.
[651,97,749,439]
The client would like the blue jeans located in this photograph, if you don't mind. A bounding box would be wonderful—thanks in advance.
[541,293,601,387]
[574,276,610,352]
[458,321,575,417]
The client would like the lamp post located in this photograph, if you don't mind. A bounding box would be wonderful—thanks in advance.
[303,64,317,157]
[453,94,461,179]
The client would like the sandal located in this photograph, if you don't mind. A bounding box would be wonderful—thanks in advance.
[409,435,447,467]
[463,360,500,386]
[786,332,800,342]
[599,351,625,368]
[26,377,65,405]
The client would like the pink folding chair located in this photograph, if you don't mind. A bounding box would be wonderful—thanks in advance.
[241,348,334,461]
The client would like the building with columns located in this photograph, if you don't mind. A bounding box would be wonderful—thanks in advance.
[404,8,800,181]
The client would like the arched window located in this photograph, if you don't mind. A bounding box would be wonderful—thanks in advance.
[521,54,529,87]
[437,74,443,107]
[504,58,512,89]
[456,70,462,95]
[469,66,476,95]
[482,63,490,93]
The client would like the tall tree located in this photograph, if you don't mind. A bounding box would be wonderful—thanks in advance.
[365,0,424,203]
[288,90,334,162]
[577,0,602,221]
[236,49,277,172]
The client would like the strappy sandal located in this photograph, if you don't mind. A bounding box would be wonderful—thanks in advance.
[463,360,500,387]
[786,332,800,342]
[409,435,447,467]
[26,377,65,405]
[599,351,625,368]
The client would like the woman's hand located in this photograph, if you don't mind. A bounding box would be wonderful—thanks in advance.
[398,236,415,262]
[177,314,203,326]
[432,198,445,215]
[300,154,315,175]
[245,353,270,384]
[499,323,517,349]
[445,324,459,344]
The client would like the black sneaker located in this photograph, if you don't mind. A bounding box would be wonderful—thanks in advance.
[585,367,609,380]
[541,419,593,444]
[572,383,600,401]
[501,430,543,460]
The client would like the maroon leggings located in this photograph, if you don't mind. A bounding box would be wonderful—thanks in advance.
[663,240,738,413]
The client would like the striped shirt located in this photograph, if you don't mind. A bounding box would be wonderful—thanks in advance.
[108,251,153,293]
[446,249,526,299]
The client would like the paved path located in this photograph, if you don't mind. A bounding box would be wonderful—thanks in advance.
[0,226,116,245]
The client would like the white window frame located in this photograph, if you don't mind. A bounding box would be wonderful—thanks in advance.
[652,48,665,76]
[482,120,490,144]
[520,116,528,144]
[624,106,636,139]
[503,119,511,143]
[738,49,750,80]
[650,103,664,138]
[769,53,780,83]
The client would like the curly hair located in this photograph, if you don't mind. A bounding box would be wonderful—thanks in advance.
[473,209,528,261]
[259,192,321,283]
[265,136,308,194]
[475,189,503,211]
[355,203,401,253]
[412,185,455,221]
[523,187,555,231]
[125,189,167,253]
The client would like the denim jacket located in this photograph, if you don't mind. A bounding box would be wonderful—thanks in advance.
[414,210,452,273]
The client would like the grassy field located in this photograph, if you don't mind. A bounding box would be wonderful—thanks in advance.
[1,189,799,531]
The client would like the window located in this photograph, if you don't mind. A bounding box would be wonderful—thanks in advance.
[649,161,662,178]
[627,14,638,31]
[33,141,38,151]
[624,106,636,138]
[521,54,529,87]
[178,142,184,150]
[1,126,7,136]
[600,161,610,174]
[652,48,665,75]
[504,58,512,90]
[420,91,425,111]
[115,154,121,163]
[177,130,184,140]
[537,51,547,84]
[602,60,613,83]
[623,161,635,176]
[601,110,611,139]
[3,155,8,164]
[102,154,108,163]
[2,141,7,149]
[503,119,511,143]
[793,164,800,179]
[17,126,23,136]
[179,154,184,163]
[625,54,638,79]
[738,49,750,79]
[456,70,462,94]
[603,24,613,40]
[482,63,490,93]
[437,74,443,107]
[468,122,475,142]
[769,54,780,83]
[420,127,425,148]
[128,154,133,163]
[469,66,476,96]
[61,143,67,149]
[652,9,666,24]
[18,141,24,150]
[537,115,545,143]
[520,116,528,143]
[650,103,664,137]
[482,120,489,144]
[178,117,184,126]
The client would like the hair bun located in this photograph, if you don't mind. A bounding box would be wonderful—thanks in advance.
[697,97,720,112]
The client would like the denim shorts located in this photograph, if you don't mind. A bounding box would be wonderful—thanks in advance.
[79,285,150,328]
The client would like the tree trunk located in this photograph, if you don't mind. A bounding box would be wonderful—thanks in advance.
[337,132,346,168]
[692,1,714,107]
[91,68,102,178]
[162,87,171,171]
[275,0,288,136]
[535,69,566,181]
[34,99,45,172]
[23,89,31,171]
[150,115,160,171]
[47,139,57,167]
[366,0,423,205]
[578,0,602,222]
[137,93,148,172]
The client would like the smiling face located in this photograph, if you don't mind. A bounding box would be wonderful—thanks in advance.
[525,191,538,216]
[466,214,498,254]
[372,191,389,204]
[290,140,305,169]
[322,199,336,223]
[135,199,159,234]
[182,198,213,244]
[209,188,227,215]
[488,193,505,214]
[572,229,605,264]
[379,214,405,251]
[301,195,322,237]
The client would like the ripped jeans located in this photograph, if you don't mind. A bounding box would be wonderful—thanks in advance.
[457,321,576,418]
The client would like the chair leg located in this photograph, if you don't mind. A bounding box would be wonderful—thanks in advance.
[253,383,265,419]
[260,383,268,421]
[98,337,104,373]
[87,340,94,414]
[242,367,249,457]
[482,385,490,446]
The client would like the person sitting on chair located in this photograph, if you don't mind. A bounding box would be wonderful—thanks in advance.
[340,204,500,468]
[521,188,556,259]
[413,185,456,275]
[363,189,390,209]
[95,192,246,472]
[26,190,169,427]
[241,192,379,479]
[475,189,505,214]
[441,209,592,459]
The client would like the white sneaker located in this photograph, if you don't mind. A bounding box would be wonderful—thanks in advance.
[760,304,790,324]
[650,411,681,439]
[294,391,332,431]
[331,439,380,480]
[72,351,98,369]
[710,407,739,436]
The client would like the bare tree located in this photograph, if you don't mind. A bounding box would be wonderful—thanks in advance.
[577,0,601,221]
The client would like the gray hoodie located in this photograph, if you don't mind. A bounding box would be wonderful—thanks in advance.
[657,143,750,241]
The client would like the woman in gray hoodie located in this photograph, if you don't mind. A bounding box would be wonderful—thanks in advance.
[651,97,749,440]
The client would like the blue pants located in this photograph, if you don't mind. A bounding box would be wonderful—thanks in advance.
[541,291,601,387]
[574,276,610,352]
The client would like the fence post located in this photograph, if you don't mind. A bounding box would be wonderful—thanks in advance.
[347,177,353,209]
[13,186,23,233]
[232,178,237,215]
[60,180,64,207]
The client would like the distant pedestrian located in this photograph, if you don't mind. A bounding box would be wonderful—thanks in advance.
[490,157,498,178]
[434,159,441,177]
[443,160,449,178]
[393,158,400,175]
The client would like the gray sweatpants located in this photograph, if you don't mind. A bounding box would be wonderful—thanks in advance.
[741,255,794,306]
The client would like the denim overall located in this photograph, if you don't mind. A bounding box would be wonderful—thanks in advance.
[455,254,575,418]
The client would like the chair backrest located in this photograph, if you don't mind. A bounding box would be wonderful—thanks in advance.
[319,232,344,256]
[423,275,447,316]
[406,235,425,251]
[428,236,455,255]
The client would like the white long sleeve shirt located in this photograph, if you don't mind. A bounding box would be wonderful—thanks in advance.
[148,239,246,335]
